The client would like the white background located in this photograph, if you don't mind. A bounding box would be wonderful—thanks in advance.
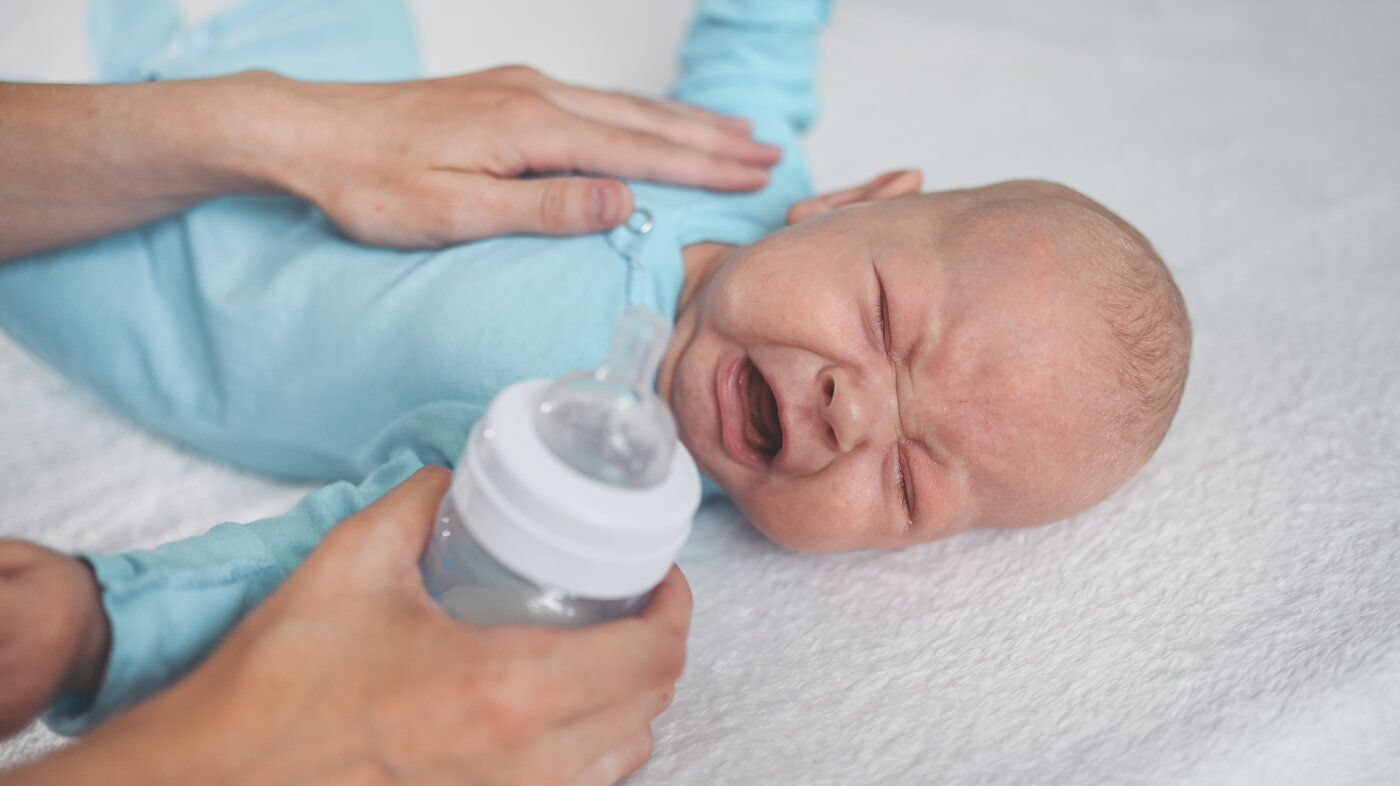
[2,1,1398,783]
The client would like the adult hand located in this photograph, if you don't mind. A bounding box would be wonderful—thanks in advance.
[2,467,693,786]
[0,541,108,738]
[268,65,780,245]
[1,67,778,261]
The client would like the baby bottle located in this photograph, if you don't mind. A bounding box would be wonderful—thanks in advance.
[420,308,700,627]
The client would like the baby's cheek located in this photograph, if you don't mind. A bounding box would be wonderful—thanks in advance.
[743,477,874,553]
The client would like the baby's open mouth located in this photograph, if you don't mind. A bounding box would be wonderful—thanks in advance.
[740,360,782,461]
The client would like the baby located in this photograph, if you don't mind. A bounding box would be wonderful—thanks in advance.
[0,0,1188,736]
[669,176,1188,551]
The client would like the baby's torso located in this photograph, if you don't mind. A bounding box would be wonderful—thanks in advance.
[0,191,705,480]
[0,0,815,483]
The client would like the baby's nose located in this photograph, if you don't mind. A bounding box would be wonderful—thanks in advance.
[820,366,893,453]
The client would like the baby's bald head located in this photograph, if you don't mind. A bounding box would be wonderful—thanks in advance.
[943,180,1191,503]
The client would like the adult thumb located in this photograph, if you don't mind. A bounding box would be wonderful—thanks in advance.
[313,465,451,578]
[477,176,635,237]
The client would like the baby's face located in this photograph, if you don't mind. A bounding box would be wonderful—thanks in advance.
[659,187,1128,551]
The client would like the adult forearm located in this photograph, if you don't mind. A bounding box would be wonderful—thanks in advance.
[0,707,225,786]
[0,74,288,262]
[1,688,384,786]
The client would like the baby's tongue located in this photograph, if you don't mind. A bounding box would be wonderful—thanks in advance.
[741,361,782,459]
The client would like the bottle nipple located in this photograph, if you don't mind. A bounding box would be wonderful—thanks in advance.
[535,309,677,488]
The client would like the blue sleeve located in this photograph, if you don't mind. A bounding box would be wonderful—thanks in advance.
[671,0,833,133]
[87,0,418,83]
[645,0,832,245]
[42,451,427,735]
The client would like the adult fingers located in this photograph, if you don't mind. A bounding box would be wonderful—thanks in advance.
[572,565,692,660]
[522,117,772,193]
[653,97,752,133]
[476,567,689,737]
[482,66,749,138]
[438,175,637,237]
[548,684,671,778]
[564,726,656,786]
[466,566,690,738]
[547,87,779,167]
[637,565,693,637]
[310,466,452,578]
[548,566,692,712]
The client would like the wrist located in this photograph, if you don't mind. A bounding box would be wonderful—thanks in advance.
[0,542,109,737]
[135,71,298,199]
[235,74,390,208]
[60,558,110,696]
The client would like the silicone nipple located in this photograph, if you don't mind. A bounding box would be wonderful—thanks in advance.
[535,309,677,488]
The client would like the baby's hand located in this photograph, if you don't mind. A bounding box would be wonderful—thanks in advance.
[0,540,109,738]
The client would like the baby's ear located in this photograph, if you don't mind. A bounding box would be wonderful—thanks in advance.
[786,169,923,225]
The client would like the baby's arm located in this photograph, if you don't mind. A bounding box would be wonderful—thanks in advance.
[673,0,832,133]
[38,451,427,736]
[0,541,107,737]
[660,0,833,230]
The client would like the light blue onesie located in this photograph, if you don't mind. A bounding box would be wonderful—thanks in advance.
[0,0,829,733]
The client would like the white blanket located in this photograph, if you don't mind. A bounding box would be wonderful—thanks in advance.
[3,1,1397,783]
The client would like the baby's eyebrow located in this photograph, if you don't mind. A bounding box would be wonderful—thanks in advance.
[894,346,966,536]
[881,253,961,533]
[890,296,941,451]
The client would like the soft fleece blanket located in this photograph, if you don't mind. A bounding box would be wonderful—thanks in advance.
[2,1,1397,783]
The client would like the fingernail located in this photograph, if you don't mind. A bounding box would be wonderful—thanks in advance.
[593,184,624,227]
[733,167,771,190]
[753,143,783,165]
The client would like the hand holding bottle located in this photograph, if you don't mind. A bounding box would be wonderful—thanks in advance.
[2,467,693,786]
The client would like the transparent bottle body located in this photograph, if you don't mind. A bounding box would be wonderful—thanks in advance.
[420,493,651,628]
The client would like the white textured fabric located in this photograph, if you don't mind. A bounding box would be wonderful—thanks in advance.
[2,1,1397,783]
